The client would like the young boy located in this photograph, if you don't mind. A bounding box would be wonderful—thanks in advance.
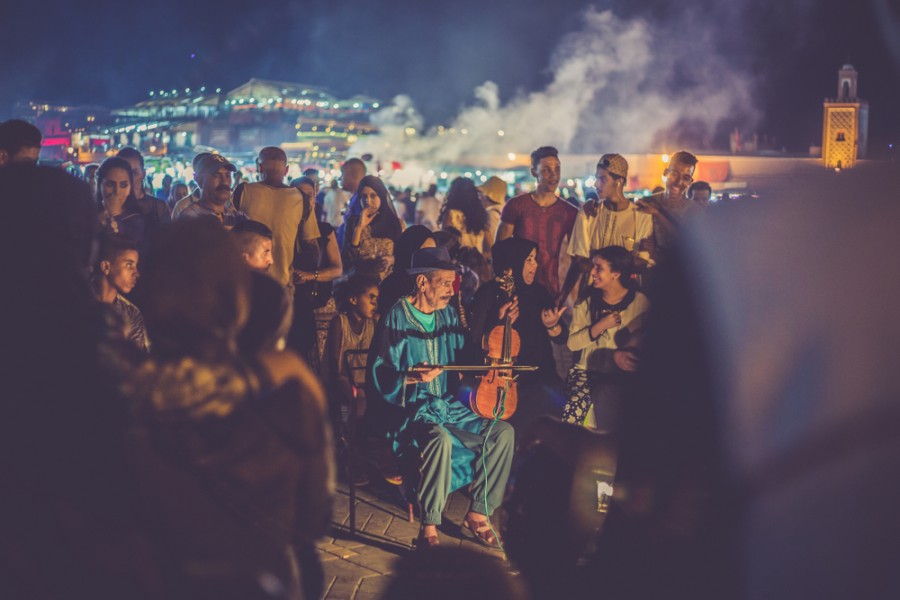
[232,219,274,272]
[93,234,148,352]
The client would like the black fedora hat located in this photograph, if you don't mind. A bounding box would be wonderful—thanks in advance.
[407,246,457,275]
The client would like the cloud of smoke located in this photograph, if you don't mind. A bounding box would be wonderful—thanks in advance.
[353,7,758,170]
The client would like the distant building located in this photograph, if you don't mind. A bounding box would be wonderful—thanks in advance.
[822,64,869,169]
[16,78,381,165]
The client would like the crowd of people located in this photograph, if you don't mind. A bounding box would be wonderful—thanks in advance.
[1,116,727,599]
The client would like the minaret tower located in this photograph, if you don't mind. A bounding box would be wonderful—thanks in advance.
[822,64,869,169]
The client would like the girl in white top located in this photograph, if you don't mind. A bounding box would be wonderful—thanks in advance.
[563,246,649,428]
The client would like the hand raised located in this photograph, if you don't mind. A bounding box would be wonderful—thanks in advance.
[541,305,567,329]
[360,206,379,227]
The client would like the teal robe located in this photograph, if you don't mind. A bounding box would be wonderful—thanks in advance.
[370,297,484,492]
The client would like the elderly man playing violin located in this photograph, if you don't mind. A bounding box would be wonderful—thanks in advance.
[369,246,515,550]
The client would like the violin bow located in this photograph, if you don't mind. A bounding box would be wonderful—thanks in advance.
[406,365,539,373]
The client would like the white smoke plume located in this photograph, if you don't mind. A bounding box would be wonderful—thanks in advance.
[352,7,757,170]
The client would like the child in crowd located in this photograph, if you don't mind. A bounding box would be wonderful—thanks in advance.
[324,271,381,442]
[91,233,149,353]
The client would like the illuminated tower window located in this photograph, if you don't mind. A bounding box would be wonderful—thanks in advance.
[822,64,869,169]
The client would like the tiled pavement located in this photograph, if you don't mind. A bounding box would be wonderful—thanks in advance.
[318,481,507,600]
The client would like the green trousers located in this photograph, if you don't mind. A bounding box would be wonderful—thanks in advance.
[417,420,515,525]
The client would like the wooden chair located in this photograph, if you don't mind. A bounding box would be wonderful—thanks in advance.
[341,347,416,535]
[341,347,369,534]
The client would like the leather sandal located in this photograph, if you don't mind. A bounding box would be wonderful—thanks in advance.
[415,528,440,550]
[460,515,502,549]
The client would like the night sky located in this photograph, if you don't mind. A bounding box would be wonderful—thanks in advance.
[2,0,897,155]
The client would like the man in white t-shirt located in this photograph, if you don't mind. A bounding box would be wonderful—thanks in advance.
[560,153,652,304]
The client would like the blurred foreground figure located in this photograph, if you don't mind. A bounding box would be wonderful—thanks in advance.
[587,162,900,599]
[381,546,526,600]
[0,166,149,598]
[504,418,618,599]
[0,118,41,166]
[114,220,333,599]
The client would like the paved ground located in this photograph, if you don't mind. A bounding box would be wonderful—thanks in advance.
[318,480,507,600]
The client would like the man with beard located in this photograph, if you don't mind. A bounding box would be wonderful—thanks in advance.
[369,247,514,549]
[177,153,246,228]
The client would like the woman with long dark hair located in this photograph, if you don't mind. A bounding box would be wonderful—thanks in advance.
[563,245,649,430]
[342,175,404,281]
[438,177,493,262]
[96,156,145,246]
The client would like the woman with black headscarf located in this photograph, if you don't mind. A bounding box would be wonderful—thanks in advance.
[378,224,436,315]
[466,237,568,431]
[342,175,404,281]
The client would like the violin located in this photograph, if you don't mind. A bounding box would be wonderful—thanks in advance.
[472,271,520,420]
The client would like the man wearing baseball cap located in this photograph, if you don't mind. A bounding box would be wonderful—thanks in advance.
[560,153,653,304]
[176,153,247,228]
[369,246,514,549]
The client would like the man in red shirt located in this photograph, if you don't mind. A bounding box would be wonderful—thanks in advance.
[496,146,577,299]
